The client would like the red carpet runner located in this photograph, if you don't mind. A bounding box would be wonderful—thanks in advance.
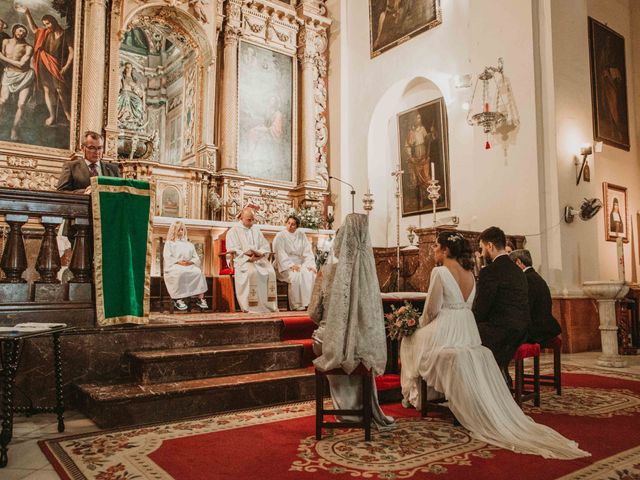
[41,368,640,480]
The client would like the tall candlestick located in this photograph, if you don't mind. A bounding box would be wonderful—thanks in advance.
[327,206,333,217]
[430,162,435,180]
[616,236,625,281]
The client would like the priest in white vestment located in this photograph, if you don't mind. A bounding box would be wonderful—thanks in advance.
[163,221,208,311]
[226,207,278,313]
[273,215,316,310]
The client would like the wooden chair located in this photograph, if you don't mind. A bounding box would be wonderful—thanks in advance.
[511,343,541,407]
[213,230,237,312]
[315,364,373,441]
[524,335,561,395]
[419,377,460,426]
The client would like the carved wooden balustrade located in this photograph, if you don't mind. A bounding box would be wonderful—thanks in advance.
[373,227,526,294]
[0,188,94,326]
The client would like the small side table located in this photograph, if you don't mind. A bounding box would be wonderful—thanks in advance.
[0,326,72,468]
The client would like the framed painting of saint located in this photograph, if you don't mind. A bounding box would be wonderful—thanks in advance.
[397,97,450,217]
[369,0,442,58]
[0,0,80,153]
[588,17,630,151]
[603,182,628,243]
[237,41,294,183]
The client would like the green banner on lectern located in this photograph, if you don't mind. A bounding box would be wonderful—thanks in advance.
[91,177,155,326]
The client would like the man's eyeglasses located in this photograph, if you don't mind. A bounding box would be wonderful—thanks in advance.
[83,145,104,152]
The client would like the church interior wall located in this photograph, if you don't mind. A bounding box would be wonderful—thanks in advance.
[549,0,640,294]
[331,0,542,269]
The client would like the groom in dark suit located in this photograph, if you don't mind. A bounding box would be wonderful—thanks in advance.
[472,227,530,370]
[57,131,120,194]
[509,249,562,344]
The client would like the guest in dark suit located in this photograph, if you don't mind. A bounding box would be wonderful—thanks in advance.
[472,226,530,369]
[57,131,120,194]
[509,249,562,344]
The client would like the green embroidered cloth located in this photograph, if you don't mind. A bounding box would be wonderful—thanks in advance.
[91,177,155,326]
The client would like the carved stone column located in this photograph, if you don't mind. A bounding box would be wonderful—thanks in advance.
[219,1,243,172]
[80,0,107,134]
[297,26,318,186]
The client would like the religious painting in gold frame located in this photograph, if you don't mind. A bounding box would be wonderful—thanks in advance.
[397,97,450,217]
[603,182,629,243]
[237,41,294,183]
[0,0,81,154]
[369,0,442,58]
[588,17,630,151]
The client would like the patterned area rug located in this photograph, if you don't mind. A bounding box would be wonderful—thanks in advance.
[40,369,640,480]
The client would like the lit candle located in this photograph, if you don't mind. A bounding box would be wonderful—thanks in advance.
[327,206,334,217]
[430,162,435,180]
[617,236,625,281]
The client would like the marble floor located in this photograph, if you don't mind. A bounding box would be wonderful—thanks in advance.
[4,351,640,479]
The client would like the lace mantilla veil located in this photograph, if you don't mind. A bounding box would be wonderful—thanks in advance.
[313,213,387,376]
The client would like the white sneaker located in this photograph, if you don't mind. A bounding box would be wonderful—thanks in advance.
[174,299,188,311]
[196,299,208,309]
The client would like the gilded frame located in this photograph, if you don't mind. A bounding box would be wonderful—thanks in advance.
[0,1,83,159]
[236,38,298,187]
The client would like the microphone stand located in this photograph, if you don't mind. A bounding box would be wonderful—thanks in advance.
[329,176,355,213]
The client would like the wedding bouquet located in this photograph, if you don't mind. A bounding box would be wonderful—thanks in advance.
[384,301,421,340]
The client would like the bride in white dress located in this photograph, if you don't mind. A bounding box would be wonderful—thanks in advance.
[400,231,589,460]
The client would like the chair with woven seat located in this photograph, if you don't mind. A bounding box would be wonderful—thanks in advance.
[524,335,561,395]
[511,343,541,407]
[315,364,373,441]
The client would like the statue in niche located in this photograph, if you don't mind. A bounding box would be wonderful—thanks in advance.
[117,62,147,129]
[188,0,209,24]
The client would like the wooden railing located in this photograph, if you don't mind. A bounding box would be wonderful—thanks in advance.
[0,188,94,326]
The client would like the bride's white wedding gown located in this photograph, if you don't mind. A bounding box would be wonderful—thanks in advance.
[400,266,589,459]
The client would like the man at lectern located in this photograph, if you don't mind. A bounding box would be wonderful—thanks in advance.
[57,131,120,194]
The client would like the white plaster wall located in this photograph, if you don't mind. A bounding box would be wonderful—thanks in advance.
[331,0,542,264]
[549,0,640,293]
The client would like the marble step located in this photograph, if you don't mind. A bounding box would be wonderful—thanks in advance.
[128,342,305,383]
[75,367,315,428]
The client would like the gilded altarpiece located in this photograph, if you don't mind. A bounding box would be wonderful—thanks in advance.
[0,0,331,227]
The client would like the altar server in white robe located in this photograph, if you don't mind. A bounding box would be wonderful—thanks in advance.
[273,215,317,310]
[163,221,208,311]
[226,207,278,313]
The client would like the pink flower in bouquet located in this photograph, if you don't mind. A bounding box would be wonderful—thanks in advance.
[385,313,394,321]
[395,320,402,327]
[407,318,416,326]
[397,306,407,314]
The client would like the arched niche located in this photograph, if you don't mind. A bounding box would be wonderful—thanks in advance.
[105,3,216,170]
[367,75,450,247]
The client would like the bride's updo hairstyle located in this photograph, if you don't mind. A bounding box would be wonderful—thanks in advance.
[437,231,474,271]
